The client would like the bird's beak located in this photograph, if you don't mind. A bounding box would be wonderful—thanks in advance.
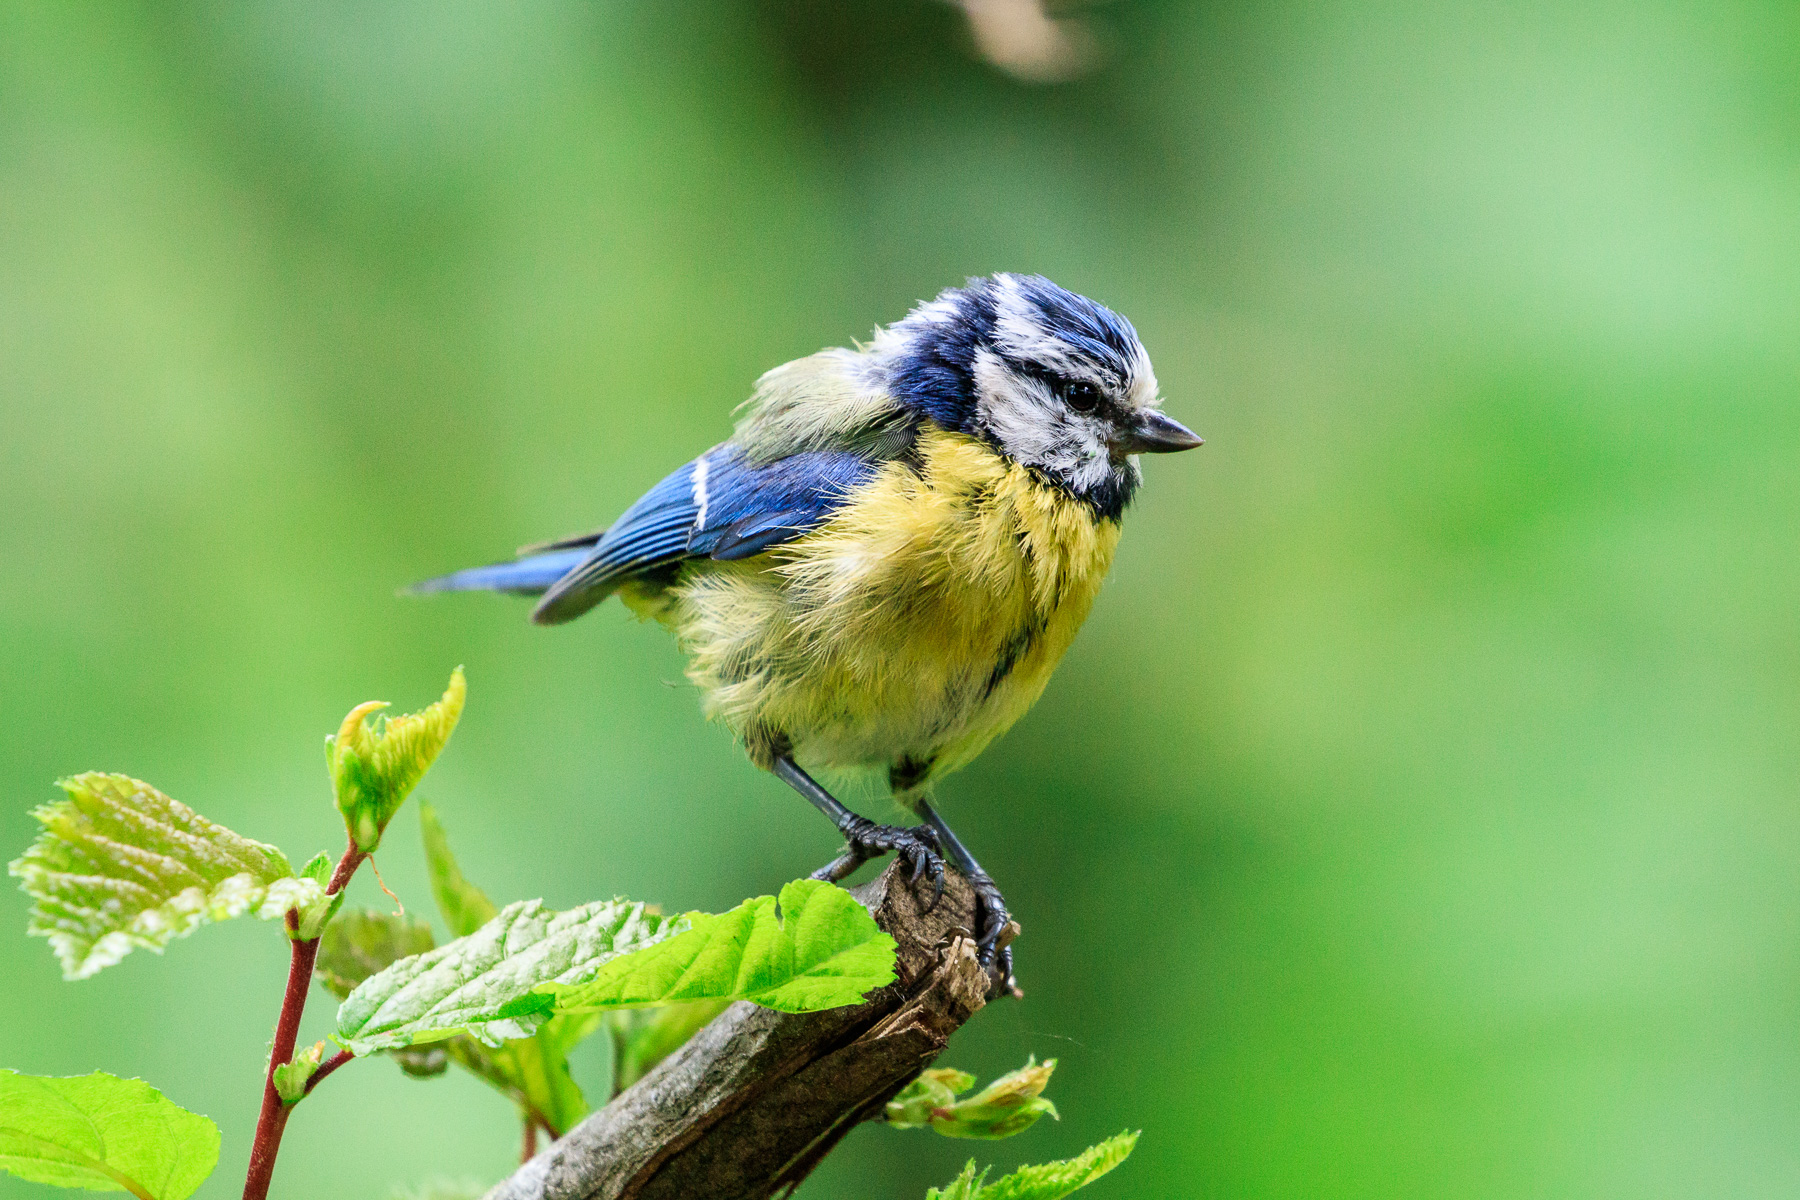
[1117,409,1204,454]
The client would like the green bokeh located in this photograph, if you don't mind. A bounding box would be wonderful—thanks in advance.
[3,1,1798,1196]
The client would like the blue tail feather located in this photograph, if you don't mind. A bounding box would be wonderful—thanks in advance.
[407,549,589,597]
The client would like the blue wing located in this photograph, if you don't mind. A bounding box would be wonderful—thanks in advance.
[524,443,878,624]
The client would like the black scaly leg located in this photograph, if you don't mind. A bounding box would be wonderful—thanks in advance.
[913,798,1019,999]
[772,757,944,901]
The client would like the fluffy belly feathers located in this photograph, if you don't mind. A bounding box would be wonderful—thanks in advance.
[623,428,1120,789]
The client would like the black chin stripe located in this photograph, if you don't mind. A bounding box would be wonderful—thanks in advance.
[1020,463,1137,521]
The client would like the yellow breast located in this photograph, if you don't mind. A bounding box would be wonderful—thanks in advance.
[640,426,1121,788]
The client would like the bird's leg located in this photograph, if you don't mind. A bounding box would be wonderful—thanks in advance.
[772,757,945,899]
[913,798,1019,999]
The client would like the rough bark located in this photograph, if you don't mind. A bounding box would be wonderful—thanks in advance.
[483,864,1005,1200]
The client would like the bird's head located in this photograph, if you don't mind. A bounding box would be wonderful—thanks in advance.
[875,273,1201,518]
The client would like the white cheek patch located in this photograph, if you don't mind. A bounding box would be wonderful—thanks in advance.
[972,348,1055,460]
[972,348,1113,491]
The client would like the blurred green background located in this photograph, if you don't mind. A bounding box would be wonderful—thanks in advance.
[3,0,1799,1196]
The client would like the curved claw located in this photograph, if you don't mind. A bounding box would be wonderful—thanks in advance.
[964,872,1018,999]
[899,829,947,911]
[922,859,946,912]
[990,943,1020,999]
[811,819,947,901]
[912,859,946,914]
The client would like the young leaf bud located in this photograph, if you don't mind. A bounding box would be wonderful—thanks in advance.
[326,668,466,852]
[886,1067,976,1128]
[936,1057,1058,1139]
[900,1058,1059,1141]
[273,1041,327,1105]
[288,851,345,941]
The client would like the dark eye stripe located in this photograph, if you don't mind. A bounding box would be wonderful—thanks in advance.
[996,350,1121,396]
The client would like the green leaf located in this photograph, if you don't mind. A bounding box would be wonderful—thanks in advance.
[418,800,496,937]
[0,1070,219,1200]
[297,852,332,885]
[927,1163,987,1200]
[335,898,690,1054]
[546,878,897,1015]
[928,1132,1140,1200]
[9,774,324,980]
[892,1058,1059,1140]
[314,908,437,1001]
[327,667,466,852]
[335,880,896,1055]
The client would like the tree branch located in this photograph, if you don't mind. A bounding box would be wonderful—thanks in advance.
[483,864,1008,1200]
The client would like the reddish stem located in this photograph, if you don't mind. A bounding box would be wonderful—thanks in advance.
[303,1048,356,1097]
[241,841,367,1200]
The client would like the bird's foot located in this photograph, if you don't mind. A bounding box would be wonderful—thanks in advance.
[965,870,1021,1000]
[811,817,945,904]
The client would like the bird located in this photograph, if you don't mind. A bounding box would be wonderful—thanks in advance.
[413,274,1202,994]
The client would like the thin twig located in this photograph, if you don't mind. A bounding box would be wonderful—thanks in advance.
[241,839,367,1200]
[302,1048,356,1097]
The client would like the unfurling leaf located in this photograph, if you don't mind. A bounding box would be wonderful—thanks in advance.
[9,774,323,980]
[927,1131,1140,1200]
[335,880,895,1056]
[887,1068,978,1127]
[418,800,497,937]
[272,1042,327,1106]
[315,908,437,1001]
[890,1058,1059,1140]
[327,667,466,852]
[0,1070,220,1200]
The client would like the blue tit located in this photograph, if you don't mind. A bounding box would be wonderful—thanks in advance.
[414,273,1202,993]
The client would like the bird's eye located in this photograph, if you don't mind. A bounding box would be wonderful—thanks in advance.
[1064,382,1100,413]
